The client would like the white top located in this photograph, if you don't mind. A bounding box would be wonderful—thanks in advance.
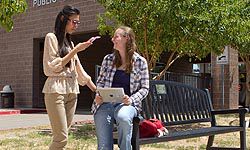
[42,33,91,94]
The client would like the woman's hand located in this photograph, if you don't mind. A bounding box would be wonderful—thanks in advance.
[94,94,103,105]
[74,41,92,52]
[122,95,131,105]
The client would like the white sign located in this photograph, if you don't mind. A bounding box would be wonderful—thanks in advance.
[33,0,57,7]
[216,46,229,65]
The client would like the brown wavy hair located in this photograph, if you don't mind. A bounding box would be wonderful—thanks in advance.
[114,26,137,73]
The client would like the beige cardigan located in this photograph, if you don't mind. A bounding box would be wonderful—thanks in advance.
[42,33,91,94]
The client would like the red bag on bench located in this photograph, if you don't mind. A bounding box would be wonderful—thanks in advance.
[139,118,168,138]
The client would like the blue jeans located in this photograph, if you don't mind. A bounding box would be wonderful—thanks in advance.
[94,103,137,150]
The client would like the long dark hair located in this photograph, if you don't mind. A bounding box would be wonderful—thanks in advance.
[54,5,80,67]
[114,26,137,73]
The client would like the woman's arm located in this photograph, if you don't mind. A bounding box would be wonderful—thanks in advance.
[86,79,96,92]
[75,54,97,92]
[129,58,150,105]
[43,33,93,75]
[61,41,92,67]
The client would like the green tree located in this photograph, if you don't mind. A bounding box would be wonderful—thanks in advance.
[0,0,27,32]
[97,0,232,79]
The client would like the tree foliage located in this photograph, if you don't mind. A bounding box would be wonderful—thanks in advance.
[97,0,236,73]
[0,0,27,32]
[223,1,250,105]
[227,1,250,56]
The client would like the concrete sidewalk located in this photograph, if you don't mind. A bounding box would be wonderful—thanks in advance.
[0,110,93,130]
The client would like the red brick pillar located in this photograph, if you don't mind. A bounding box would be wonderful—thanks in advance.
[211,46,239,109]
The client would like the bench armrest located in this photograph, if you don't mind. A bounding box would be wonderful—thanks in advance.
[133,116,141,124]
[211,108,249,115]
[211,108,249,127]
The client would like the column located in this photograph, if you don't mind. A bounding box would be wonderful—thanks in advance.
[211,46,239,109]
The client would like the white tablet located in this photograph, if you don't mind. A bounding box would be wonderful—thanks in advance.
[96,88,125,103]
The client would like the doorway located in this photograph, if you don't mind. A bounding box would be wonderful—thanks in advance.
[33,39,46,108]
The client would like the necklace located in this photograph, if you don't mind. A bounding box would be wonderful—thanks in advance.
[118,64,126,70]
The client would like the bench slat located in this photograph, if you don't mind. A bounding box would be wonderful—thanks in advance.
[147,81,212,125]
[139,126,243,145]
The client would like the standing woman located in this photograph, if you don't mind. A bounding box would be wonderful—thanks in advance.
[92,26,149,150]
[43,5,96,150]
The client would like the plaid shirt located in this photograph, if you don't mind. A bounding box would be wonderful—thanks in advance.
[91,52,149,114]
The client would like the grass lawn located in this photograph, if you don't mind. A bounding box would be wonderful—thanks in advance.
[0,114,249,150]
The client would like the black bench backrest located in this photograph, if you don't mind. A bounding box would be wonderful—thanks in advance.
[141,80,213,126]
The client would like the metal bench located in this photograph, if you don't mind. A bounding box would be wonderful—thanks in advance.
[114,80,249,150]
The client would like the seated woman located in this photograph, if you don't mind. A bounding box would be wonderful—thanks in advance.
[92,26,149,150]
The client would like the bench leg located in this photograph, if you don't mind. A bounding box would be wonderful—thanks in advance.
[240,130,246,150]
[131,138,139,150]
[131,117,140,150]
[131,129,139,150]
[206,135,214,149]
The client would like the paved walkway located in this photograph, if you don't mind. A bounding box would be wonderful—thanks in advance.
[0,110,93,130]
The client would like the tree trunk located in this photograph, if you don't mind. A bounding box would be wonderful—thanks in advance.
[153,52,180,80]
[245,61,250,107]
